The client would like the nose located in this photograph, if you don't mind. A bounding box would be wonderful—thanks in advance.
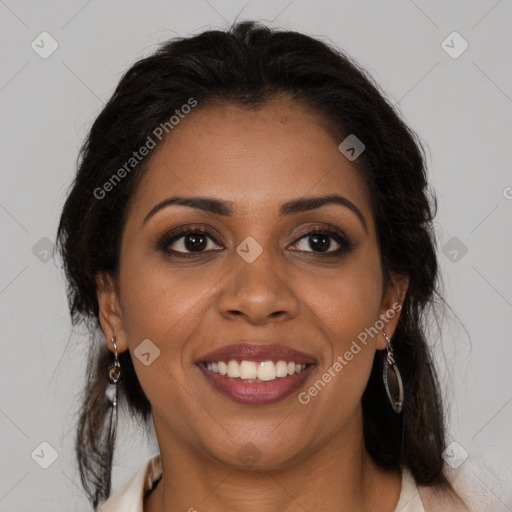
[217,247,300,325]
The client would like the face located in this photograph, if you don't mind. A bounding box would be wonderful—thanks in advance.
[97,98,408,468]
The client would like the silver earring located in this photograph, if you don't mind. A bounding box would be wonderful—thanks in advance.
[106,336,121,445]
[382,331,404,414]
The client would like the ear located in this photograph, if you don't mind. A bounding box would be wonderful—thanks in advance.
[96,272,129,354]
[376,272,409,351]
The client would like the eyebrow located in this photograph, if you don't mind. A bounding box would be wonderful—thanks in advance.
[143,193,368,233]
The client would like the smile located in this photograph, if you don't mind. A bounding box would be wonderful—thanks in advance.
[196,342,317,405]
[203,359,309,381]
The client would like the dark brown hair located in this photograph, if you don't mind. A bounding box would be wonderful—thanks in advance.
[56,20,465,510]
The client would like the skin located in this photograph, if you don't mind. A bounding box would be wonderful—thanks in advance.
[97,97,409,512]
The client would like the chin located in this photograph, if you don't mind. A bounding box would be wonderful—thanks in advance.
[200,431,307,470]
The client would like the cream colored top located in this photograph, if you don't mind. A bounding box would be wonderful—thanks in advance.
[97,454,431,512]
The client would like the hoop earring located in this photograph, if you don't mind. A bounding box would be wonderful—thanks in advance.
[382,331,404,414]
[106,335,121,446]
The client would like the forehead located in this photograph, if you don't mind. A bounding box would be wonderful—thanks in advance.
[127,98,373,226]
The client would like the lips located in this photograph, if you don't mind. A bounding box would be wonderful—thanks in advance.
[196,342,317,365]
[196,342,317,405]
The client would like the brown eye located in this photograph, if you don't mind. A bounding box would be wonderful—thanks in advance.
[289,227,355,256]
[293,233,340,253]
[157,228,223,256]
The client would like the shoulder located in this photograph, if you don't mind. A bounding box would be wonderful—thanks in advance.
[416,463,510,512]
[96,454,162,512]
[393,467,425,511]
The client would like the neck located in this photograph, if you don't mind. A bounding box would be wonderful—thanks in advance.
[144,408,402,512]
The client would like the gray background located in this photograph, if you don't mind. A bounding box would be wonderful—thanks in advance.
[1,0,511,510]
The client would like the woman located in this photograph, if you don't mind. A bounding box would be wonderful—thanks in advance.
[56,21,476,511]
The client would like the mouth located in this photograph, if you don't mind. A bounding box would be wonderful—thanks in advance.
[200,359,311,381]
[196,343,317,405]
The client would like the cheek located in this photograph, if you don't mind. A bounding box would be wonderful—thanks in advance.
[119,256,212,342]
[116,263,216,435]
[297,252,382,405]
[310,277,380,379]
[117,257,213,399]
[304,253,383,350]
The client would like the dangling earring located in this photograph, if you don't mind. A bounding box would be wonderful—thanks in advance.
[382,331,404,414]
[106,335,121,446]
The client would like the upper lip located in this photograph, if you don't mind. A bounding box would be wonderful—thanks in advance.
[196,342,317,365]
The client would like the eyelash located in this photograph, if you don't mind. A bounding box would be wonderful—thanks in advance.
[156,224,355,259]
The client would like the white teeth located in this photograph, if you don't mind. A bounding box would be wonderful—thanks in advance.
[227,360,241,378]
[205,359,309,381]
[275,360,288,377]
[240,361,258,379]
[218,361,228,375]
[257,361,276,381]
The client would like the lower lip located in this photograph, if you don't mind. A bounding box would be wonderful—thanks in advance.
[197,364,316,405]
